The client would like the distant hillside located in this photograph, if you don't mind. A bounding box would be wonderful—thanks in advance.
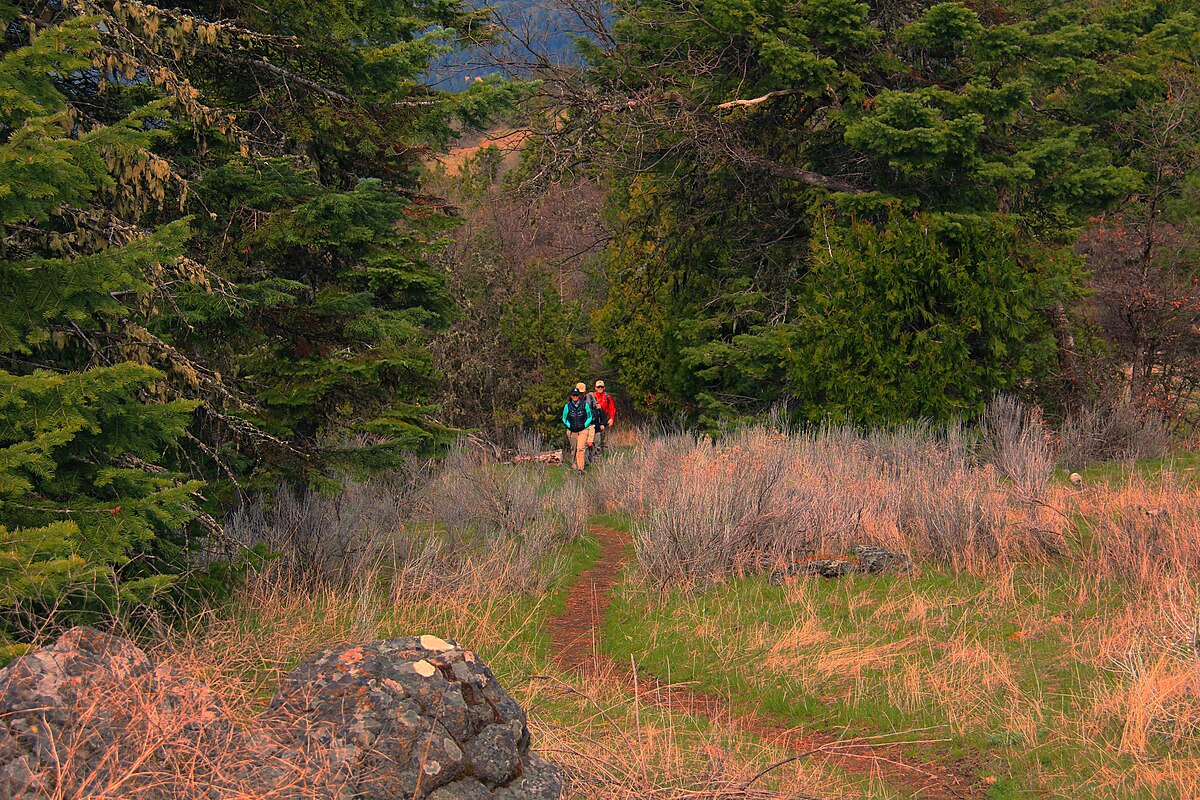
[431,128,529,174]
[428,0,600,89]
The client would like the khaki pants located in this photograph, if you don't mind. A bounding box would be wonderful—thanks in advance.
[567,430,588,471]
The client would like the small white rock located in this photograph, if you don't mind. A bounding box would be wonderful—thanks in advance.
[413,659,437,677]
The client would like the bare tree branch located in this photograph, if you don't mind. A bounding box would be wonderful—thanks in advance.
[716,88,809,109]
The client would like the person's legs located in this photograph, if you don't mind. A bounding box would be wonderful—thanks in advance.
[568,430,586,471]
[584,425,595,464]
[576,431,588,471]
[566,431,577,472]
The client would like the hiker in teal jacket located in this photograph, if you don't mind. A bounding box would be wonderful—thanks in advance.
[562,387,592,473]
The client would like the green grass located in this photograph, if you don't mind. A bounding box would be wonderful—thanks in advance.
[601,562,1172,798]
[1059,449,1200,485]
[587,511,632,531]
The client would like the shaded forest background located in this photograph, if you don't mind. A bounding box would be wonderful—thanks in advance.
[2,0,1199,647]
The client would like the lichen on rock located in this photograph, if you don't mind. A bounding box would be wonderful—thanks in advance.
[267,636,559,799]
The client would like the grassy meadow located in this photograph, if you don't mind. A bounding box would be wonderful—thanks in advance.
[34,404,1200,799]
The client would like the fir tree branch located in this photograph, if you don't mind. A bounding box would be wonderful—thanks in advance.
[218,52,353,104]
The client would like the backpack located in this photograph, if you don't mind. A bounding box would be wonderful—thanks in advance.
[586,393,610,426]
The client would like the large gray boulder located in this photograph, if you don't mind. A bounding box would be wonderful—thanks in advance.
[266,636,563,800]
[0,628,562,800]
[0,626,229,799]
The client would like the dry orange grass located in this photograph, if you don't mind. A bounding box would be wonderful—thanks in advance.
[1066,472,1200,582]
[611,474,1200,799]
[14,574,869,800]
[12,627,356,799]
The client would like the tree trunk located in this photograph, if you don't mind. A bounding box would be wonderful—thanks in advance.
[1048,302,1080,399]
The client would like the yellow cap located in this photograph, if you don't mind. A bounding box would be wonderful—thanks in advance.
[575,382,587,393]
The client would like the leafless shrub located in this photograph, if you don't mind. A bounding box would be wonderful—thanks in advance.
[981,396,1056,503]
[420,444,550,538]
[515,428,545,458]
[221,441,589,597]
[550,477,590,543]
[221,464,429,584]
[1058,398,1175,467]
[603,420,1068,586]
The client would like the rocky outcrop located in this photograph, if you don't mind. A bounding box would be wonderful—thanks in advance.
[0,627,229,798]
[0,628,562,800]
[770,544,914,584]
[266,637,562,800]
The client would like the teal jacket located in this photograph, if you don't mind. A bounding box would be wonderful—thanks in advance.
[562,398,592,432]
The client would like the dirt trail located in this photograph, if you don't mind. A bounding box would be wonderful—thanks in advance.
[547,524,983,800]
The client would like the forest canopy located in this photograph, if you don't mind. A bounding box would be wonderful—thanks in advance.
[525,0,1200,424]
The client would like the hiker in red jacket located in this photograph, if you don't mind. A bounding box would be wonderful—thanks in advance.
[588,380,616,455]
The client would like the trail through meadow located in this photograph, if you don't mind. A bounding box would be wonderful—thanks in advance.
[547,524,984,799]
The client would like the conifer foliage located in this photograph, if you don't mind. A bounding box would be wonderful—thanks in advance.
[0,0,513,644]
[549,0,1200,423]
[0,10,202,643]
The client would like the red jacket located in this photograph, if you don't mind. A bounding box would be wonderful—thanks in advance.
[591,390,616,424]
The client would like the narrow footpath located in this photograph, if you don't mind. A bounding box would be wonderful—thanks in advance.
[546,523,983,800]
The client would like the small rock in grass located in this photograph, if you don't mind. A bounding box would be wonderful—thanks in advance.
[770,545,913,584]
[851,544,914,574]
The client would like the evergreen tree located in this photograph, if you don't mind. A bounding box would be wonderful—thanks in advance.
[149,0,522,477]
[789,213,1076,422]
[0,11,202,645]
[0,0,517,641]
[5,0,521,487]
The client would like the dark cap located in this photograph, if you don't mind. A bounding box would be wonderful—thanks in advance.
[570,388,582,396]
